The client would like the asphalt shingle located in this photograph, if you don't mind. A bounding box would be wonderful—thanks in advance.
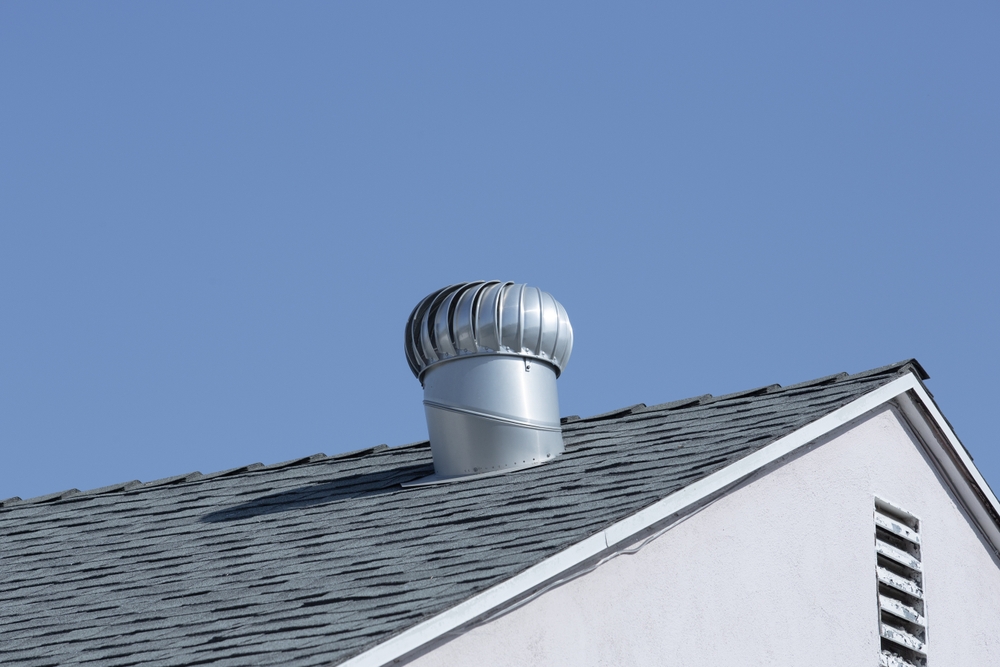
[0,360,925,666]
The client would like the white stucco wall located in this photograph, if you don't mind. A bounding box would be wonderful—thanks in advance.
[405,405,1000,666]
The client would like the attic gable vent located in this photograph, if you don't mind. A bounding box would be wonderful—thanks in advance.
[875,498,927,667]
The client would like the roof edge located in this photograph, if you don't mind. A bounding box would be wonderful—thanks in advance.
[337,370,1000,667]
[895,380,1000,552]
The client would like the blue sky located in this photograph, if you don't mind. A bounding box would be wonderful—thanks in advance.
[1,2,997,502]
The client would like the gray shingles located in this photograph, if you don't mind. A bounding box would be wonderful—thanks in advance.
[0,360,922,666]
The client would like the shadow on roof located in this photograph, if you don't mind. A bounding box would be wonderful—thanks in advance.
[199,463,432,523]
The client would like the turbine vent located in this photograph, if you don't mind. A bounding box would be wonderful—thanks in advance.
[403,281,574,484]
[405,281,573,382]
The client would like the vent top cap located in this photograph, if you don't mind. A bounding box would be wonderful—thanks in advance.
[405,281,573,381]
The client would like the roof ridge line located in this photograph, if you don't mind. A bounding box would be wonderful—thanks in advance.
[0,445,402,511]
[846,358,929,381]
[561,392,721,425]
[702,384,781,404]
[560,359,924,428]
[565,403,648,424]
[0,359,927,512]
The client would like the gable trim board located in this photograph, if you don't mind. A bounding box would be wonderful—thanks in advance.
[342,371,1000,667]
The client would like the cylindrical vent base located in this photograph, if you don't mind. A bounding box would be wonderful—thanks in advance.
[422,355,564,478]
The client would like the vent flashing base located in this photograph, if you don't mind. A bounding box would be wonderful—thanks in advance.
[401,456,555,488]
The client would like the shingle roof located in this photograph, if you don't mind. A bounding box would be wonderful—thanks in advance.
[0,360,926,667]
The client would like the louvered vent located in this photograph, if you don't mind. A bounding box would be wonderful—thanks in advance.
[875,498,927,667]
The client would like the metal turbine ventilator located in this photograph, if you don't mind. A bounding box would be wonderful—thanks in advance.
[404,281,574,483]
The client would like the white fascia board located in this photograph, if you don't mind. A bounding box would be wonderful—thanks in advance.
[895,381,1000,554]
[339,372,1000,667]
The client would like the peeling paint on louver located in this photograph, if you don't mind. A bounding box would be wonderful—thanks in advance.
[880,625,926,653]
[880,649,920,667]
[876,539,922,571]
[874,498,927,666]
[874,512,921,545]
[876,567,923,599]
[879,594,925,625]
